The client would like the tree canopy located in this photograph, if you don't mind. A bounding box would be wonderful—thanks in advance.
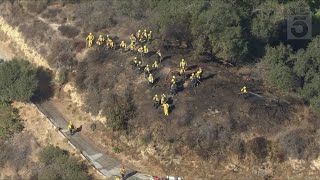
[0,59,38,102]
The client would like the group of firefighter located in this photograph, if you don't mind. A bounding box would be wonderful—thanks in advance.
[86,29,205,116]
[86,29,152,50]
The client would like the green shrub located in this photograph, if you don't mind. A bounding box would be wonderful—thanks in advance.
[0,104,24,140]
[38,145,90,180]
[90,123,96,132]
[105,95,135,131]
[112,146,121,154]
[56,69,67,86]
[267,63,295,90]
[0,59,38,102]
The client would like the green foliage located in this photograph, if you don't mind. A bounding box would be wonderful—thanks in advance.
[56,69,67,86]
[251,1,284,44]
[104,95,135,131]
[0,59,38,102]
[0,104,24,140]
[263,44,294,68]
[293,36,320,105]
[38,145,90,180]
[90,123,96,132]
[267,63,295,90]
[191,0,249,63]
[152,0,192,42]
[112,146,121,153]
[263,44,295,90]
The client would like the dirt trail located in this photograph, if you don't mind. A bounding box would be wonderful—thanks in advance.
[0,17,51,69]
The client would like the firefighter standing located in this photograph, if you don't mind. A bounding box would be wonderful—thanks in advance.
[196,67,202,80]
[143,45,148,55]
[153,94,160,108]
[86,33,94,48]
[68,121,74,135]
[161,94,167,105]
[147,31,152,41]
[130,34,136,45]
[137,61,142,73]
[138,46,143,58]
[132,57,138,69]
[148,73,154,86]
[190,73,197,87]
[170,81,177,95]
[137,30,141,40]
[143,29,148,39]
[156,50,162,63]
[152,61,158,71]
[144,64,150,78]
[120,165,126,180]
[179,59,187,75]
[163,102,169,116]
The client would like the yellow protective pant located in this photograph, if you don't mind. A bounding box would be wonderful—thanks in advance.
[164,108,168,116]
[88,40,93,47]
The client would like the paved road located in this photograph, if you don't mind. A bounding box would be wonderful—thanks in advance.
[36,101,151,180]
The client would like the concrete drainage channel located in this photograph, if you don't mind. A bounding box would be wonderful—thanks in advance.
[32,102,151,180]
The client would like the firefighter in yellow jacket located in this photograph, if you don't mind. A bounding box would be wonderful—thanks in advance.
[196,67,202,80]
[138,46,143,58]
[152,61,158,71]
[148,73,154,86]
[130,34,136,45]
[241,86,247,93]
[120,41,126,52]
[96,35,104,46]
[156,50,162,63]
[171,76,176,84]
[86,33,94,48]
[68,121,74,135]
[144,64,150,78]
[153,94,160,108]
[179,59,187,75]
[161,94,167,105]
[143,45,148,54]
[163,102,169,116]
[147,31,152,41]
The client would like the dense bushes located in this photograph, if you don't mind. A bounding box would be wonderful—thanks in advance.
[262,44,296,90]
[262,36,320,114]
[0,59,38,102]
[38,145,90,180]
[0,104,24,140]
[104,94,135,131]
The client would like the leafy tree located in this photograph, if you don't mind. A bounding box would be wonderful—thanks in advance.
[263,44,295,89]
[294,36,320,102]
[191,0,249,63]
[152,0,192,42]
[0,59,38,102]
[251,1,284,44]
[267,63,295,90]
[263,44,295,67]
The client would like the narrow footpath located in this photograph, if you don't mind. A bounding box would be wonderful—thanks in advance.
[36,101,151,180]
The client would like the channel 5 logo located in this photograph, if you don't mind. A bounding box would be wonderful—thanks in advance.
[287,11,312,40]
